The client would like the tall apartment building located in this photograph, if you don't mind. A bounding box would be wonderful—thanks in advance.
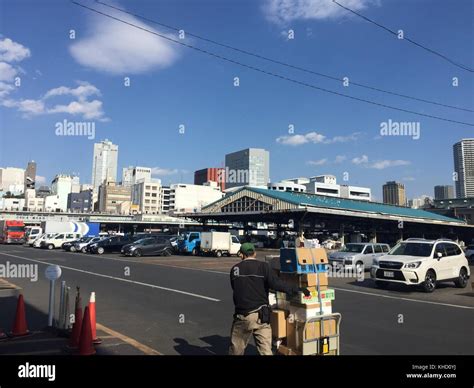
[91,139,118,190]
[225,148,270,189]
[453,139,474,198]
[383,181,406,206]
[434,185,454,200]
[194,168,225,191]
[24,161,37,191]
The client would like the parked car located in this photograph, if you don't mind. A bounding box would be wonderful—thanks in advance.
[33,233,56,248]
[371,238,470,293]
[62,238,86,252]
[25,226,42,246]
[177,232,201,255]
[40,233,82,250]
[200,231,241,257]
[329,243,390,271]
[121,236,174,257]
[73,236,104,253]
[464,245,474,263]
[88,235,142,254]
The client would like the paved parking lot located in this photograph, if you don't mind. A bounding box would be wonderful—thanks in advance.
[0,245,473,355]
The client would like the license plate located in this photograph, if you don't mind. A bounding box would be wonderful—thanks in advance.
[383,271,394,278]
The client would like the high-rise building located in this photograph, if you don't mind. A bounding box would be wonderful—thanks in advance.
[453,139,474,198]
[224,148,270,189]
[434,185,454,200]
[91,139,118,190]
[194,168,225,191]
[24,161,37,191]
[122,166,152,187]
[50,174,78,212]
[383,181,406,206]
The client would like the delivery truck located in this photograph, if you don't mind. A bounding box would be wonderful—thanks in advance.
[200,231,241,257]
[40,221,100,236]
[0,220,26,244]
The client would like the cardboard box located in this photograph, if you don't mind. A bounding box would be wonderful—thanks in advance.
[301,272,328,287]
[270,310,287,339]
[304,319,337,340]
[288,301,332,320]
[286,318,337,353]
[293,287,335,305]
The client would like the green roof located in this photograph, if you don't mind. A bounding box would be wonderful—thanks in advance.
[247,187,464,223]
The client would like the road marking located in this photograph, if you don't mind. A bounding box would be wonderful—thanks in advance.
[0,252,221,302]
[332,287,474,310]
[96,323,161,355]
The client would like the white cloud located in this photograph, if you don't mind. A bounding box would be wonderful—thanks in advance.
[0,62,18,82]
[262,0,376,25]
[351,155,411,169]
[48,99,105,120]
[69,4,180,75]
[0,38,31,62]
[276,131,360,146]
[0,81,14,98]
[2,98,45,115]
[307,158,328,166]
[151,167,180,176]
[44,82,100,100]
[334,155,347,163]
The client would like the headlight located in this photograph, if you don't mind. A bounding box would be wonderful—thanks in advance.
[404,261,422,269]
[344,256,353,262]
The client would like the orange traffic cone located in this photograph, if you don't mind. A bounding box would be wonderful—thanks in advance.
[78,306,96,355]
[88,292,102,344]
[11,294,29,337]
[67,289,83,349]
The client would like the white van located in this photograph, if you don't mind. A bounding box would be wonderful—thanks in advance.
[40,233,82,250]
[25,227,43,246]
[33,233,56,248]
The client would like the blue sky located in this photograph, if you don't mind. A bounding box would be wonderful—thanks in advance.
[0,0,473,200]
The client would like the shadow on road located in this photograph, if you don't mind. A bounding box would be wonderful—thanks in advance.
[173,335,258,355]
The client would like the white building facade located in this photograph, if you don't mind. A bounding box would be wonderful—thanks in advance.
[91,139,118,190]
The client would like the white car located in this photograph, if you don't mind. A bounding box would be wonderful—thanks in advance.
[74,236,104,253]
[371,238,470,293]
[33,233,57,248]
[40,233,82,250]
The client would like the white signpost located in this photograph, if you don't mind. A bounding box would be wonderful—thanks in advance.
[45,265,62,327]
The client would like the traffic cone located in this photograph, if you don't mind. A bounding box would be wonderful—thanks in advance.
[78,306,96,355]
[88,292,102,344]
[67,289,83,349]
[11,294,29,337]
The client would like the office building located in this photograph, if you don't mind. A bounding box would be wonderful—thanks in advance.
[194,168,225,191]
[50,174,78,212]
[225,148,270,189]
[453,139,474,198]
[91,139,118,189]
[132,178,162,214]
[383,181,406,206]
[0,167,25,193]
[98,181,131,214]
[434,185,454,200]
[122,166,152,187]
[303,175,371,201]
[68,189,93,213]
[268,180,306,193]
[169,182,224,213]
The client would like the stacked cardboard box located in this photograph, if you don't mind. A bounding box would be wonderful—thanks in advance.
[269,247,340,356]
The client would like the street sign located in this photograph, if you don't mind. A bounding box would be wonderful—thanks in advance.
[45,265,62,281]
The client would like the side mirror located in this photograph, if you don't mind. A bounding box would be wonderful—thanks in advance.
[436,252,443,259]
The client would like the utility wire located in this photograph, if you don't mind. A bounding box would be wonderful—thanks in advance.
[332,0,474,73]
[71,1,474,127]
[95,0,473,113]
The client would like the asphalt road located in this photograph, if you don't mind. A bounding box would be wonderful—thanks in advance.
[0,245,473,355]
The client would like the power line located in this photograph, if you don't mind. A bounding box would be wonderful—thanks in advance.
[95,0,473,113]
[71,1,474,127]
[332,0,474,73]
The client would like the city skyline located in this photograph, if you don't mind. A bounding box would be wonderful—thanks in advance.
[1,0,473,201]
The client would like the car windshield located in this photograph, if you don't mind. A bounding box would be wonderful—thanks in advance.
[389,242,434,257]
[134,238,155,245]
[7,226,24,231]
[340,244,365,253]
[80,237,92,242]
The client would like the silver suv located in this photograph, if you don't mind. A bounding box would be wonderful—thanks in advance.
[329,243,390,271]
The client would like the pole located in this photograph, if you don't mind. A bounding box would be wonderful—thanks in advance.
[47,279,56,327]
[58,280,66,329]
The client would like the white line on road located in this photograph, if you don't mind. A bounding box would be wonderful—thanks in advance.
[0,252,221,302]
[332,287,474,310]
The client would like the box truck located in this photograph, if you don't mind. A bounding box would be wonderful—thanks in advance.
[200,231,241,257]
[31,221,100,247]
[0,220,26,244]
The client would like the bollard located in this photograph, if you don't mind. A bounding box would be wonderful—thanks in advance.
[58,281,66,329]
[64,286,71,330]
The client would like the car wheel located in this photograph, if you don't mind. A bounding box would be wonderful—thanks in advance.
[422,270,437,293]
[216,250,222,258]
[70,246,76,252]
[454,267,468,288]
[82,247,88,253]
[97,247,105,255]
[133,249,142,257]
[375,280,389,289]
[163,248,172,257]
[47,244,54,250]
[191,248,198,256]
[355,261,364,273]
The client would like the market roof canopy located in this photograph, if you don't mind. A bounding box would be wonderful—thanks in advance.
[200,187,466,226]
